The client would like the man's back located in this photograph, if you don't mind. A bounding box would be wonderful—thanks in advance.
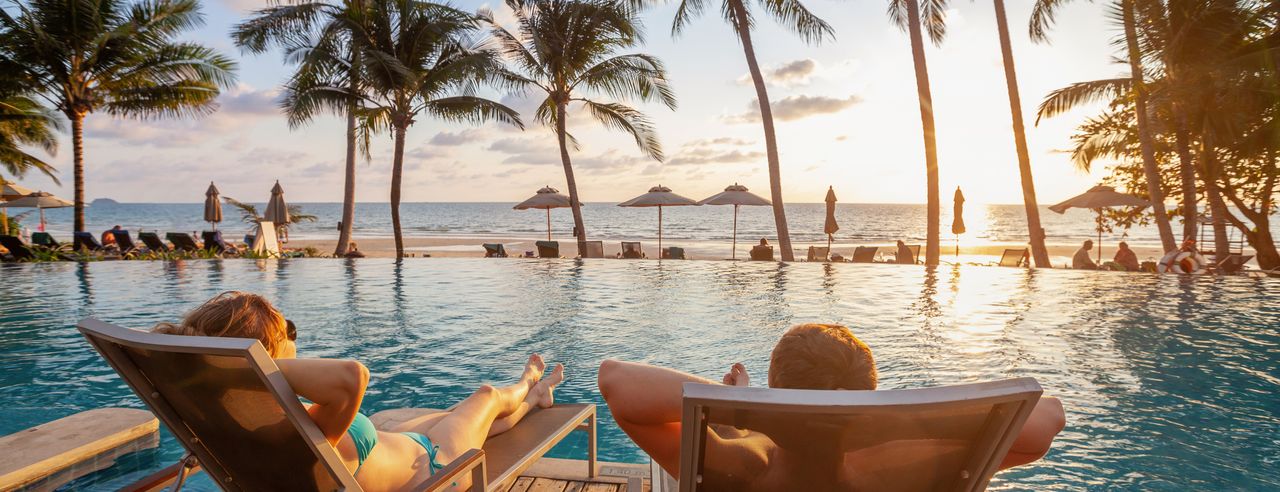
[1072,248,1096,269]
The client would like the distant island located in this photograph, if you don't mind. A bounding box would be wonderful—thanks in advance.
[91,198,119,206]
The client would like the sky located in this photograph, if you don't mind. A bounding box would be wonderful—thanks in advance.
[12,0,1128,205]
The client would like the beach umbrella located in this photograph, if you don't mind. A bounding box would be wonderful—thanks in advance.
[952,187,965,257]
[204,182,222,231]
[0,191,72,231]
[823,186,839,251]
[618,184,700,255]
[514,186,572,241]
[1050,185,1149,263]
[700,183,770,259]
[1,181,35,235]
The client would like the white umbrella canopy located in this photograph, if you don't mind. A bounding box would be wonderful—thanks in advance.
[204,182,223,230]
[514,186,573,241]
[1049,185,1150,262]
[619,185,700,255]
[0,191,73,232]
[263,181,290,226]
[699,183,771,259]
[2,182,35,201]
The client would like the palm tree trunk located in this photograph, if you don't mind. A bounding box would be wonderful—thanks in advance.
[555,99,588,257]
[71,111,86,233]
[904,0,941,266]
[1174,118,1197,240]
[730,0,794,262]
[993,0,1050,268]
[1200,140,1230,262]
[1122,0,1177,253]
[334,63,360,257]
[391,123,406,260]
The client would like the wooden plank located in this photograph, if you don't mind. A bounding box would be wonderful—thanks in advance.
[0,408,158,490]
[582,483,618,492]
[527,477,568,492]
[562,481,586,492]
[507,476,535,492]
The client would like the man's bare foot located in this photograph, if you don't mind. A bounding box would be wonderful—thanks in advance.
[531,363,564,409]
[521,354,546,388]
[722,362,749,387]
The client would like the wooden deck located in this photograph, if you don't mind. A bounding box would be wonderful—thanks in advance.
[504,458,650,492]
[504,476,635,492]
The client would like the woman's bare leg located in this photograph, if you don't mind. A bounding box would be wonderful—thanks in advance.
[597,359,723,478]
[396,355,545,435]
[426,364,565,466]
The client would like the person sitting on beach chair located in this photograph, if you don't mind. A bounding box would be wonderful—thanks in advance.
[750,239,774,261]
[598,324,1066,488]
[1072,240,1097,270]
[147,292,567,491]
[1112,242,1139,272]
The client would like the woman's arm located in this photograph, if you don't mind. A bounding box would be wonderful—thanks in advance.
[999,396,1065,470]
[277,358,370,446]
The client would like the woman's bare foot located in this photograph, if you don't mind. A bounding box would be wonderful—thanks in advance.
[521,354,546,389]
[722,362,749,387]
[531,363,564,409]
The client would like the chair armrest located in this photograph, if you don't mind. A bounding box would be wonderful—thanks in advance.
[417,448,486,492]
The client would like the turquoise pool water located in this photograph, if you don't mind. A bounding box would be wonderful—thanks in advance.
[1,259,1277,490]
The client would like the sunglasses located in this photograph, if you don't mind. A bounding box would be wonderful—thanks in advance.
[286,319,298,341]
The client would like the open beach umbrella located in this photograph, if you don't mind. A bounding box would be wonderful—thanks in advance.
[514,186,572,241]
[1050,185,1149,263]
[1,181,35,235]
[824,186,839,251]
[204,182,222,231]
[0,191,72,231]
[952,187,965,257]
[700,183,771,259]
[618,185,700,255]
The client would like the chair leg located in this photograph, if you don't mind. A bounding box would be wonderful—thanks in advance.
[587,413,598,478]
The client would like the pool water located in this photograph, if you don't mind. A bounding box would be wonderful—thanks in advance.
[1,259,1277,490]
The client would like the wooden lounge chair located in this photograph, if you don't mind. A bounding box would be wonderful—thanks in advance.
[906,244,921,264]
[138,232,169,253]
[111,230,140,256]
[583,241,605,259]
[851,246,877,263]
[31,232,61,250]
[77,318,598,492]
[807,246,830,262]
[535,241,560,258]
[166,232,200,252]
[1212,254,1253,274]
[998,248,1028,267]
[663,247,686,260]
[73,232,104,252]
[202,231,232,255]
[668,378,1043,491]
[0,235,35,261]
[749,245,774,261]
[621,242,643,259]
[484,243,508,258]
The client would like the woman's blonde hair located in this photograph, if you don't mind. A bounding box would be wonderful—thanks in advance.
[153,291,289,356]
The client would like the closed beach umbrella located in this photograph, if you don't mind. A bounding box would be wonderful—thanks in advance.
[824,186,839,251]
[0,191,73,231]
[263,181,290,226]
[1050,185,1149,262]
[700,183,770,259]
[204,182,222,230]
[618,184,700,255]
[514,186,572,241]
[952,187,965,256]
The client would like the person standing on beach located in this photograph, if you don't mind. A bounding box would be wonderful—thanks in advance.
[1113,242,1139,271]
[1072,240,1097,270]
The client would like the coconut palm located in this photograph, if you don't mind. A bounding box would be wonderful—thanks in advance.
[299,0,522,259]
[234,0,365,257]
[0,0,236,233]
[0,93,59,183]
[489,0,675,257]
[670,0,833,262]
[224,197,319,236]
[888,0,947,265]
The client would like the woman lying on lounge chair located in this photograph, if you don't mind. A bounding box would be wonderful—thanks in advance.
[153,292,564,491]
[598,324,1066,490]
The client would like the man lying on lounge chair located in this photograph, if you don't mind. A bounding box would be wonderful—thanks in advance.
[598,324,1066,488]
[152,292,566,491]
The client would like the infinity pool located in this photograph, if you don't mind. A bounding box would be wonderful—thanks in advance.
[2,259,1277,490]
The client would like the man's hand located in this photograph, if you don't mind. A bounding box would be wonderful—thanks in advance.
[722,362,750,387]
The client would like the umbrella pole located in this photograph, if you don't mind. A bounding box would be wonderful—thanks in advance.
[546,208,551,242]
[732,204,738,260]
[39,207,45,232]
[658,206,663,258]
[1,209,7,235]
[1097,210,1103,264]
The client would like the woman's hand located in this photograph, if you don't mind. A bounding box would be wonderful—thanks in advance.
[277,358,369,446]
[722,363,750,387]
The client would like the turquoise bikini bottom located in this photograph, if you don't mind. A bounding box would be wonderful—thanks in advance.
[402,431,445,476]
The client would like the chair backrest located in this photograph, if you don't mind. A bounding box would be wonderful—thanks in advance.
[112,230,138,253]
[0,235,34,260]
[77,319,361,491]
[31,232,59,248]
[663,247,686,260]
[749,245,774,261]
[999,249,1027,267]
[535,241,559,258]
[852,246,877,263]
[203,231,229,253]
[483,243,507,258]
[138,232,169,252]
[584,241,605,258]
[678,379,1042,492]
[622,242,642,259]
[166,233,200,252]
[907,245,921,263]
[74,231,102,251]
[807,246,830,262]
[1217,254,1253,274]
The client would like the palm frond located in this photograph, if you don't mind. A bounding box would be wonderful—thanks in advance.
[577,98,662,161]
[1036,77,1131,125]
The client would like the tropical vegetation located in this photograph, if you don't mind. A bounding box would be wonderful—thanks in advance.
[223,197,319,235]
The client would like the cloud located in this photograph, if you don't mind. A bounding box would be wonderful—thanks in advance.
[683,137,754,147]
[216,0,265,13]
[430,128,488,146]
[738,59,819,87]
[667,149,763,166]
[723,94,862,123]
[218,85,282,116]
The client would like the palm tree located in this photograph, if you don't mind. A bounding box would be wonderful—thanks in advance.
[489,0,675,257]
[223,197,319,236]
[0,87,60,235]
[991,0,1051,268]
[670,0,833,262]
[305,0,522,259]
[234,0,365,258]
[888,0,946,266]
[0,0,235,234]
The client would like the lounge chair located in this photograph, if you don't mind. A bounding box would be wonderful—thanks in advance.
[621,242,643,259]
[31,232,61,249]
[202,231,233,255]
[483,243,508,258]
[535,240,560,258]
[906,244,921,264]
[1213,254,1253,274]
[111,230,140,256]
[243,234,256,248]
[807,246,830,262]
[73,232,104,252]
[138,232,169,253]
[166,232,200,252]
[667,378,1043,491]
[76,318,597,492]
[749,245,774,261]
[0,235,35,261]
[998,248,1028,267]
[583,241,605,259]
[852,246,877,263]
[662,246,687,260]
[249,221,280,257]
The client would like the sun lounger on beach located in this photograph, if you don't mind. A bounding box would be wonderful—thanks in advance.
[166,232,200,252]
[111,230,140,256]
[536,241,560,258]
[807,246,830,262]
[906,244,921,264]
[202,231,232,255]
[138,232,169,253]
[621,242,643,259]
[76,318,598,492]
[0,235,35,261]
[583,241,605,258]
[484,243,508,258]
[31,232,61,250]
[1212,254,1253,274]
[662,247,686,260]
[73,232,104,252]
[662,378,1043,491]
[851,246,877,263]
[749,245,774,261]
[998,249,1028,267]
